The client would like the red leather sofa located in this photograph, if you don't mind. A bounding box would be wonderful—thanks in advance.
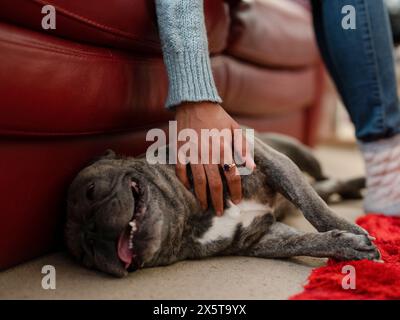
[0,0,323,270]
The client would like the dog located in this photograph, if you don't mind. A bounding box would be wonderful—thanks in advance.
[65,134,380,277]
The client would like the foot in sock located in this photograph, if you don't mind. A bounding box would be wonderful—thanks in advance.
[360,134,400,216]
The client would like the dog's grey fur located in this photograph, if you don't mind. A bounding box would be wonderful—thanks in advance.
[66,135,379,277]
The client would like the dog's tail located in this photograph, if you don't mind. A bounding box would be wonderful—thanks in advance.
[312,176,366,203]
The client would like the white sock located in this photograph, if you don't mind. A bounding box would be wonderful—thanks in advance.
[360,134,400,216]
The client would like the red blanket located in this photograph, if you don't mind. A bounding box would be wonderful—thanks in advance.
[291,214,400,300]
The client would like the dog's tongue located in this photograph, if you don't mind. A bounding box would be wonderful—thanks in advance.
[117,228,133,269]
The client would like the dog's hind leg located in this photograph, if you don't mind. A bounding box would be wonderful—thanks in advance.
[255,132,327,181]
[246,222,380,261]
[253,137,368,236]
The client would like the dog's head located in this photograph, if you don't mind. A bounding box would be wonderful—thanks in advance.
[65,150,165,277]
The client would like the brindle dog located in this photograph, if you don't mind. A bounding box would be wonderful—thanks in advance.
[65,134,380,277]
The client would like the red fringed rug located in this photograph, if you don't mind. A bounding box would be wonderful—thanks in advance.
[291,214,400,300]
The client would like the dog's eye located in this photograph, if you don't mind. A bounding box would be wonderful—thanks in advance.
[86,183,95,201]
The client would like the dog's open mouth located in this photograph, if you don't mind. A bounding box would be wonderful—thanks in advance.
[117,180,145,269]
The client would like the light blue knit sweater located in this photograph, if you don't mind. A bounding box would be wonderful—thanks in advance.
[155,0,222,108]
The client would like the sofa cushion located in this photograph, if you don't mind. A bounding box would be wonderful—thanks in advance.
[227,0,319,68]
[0,22,238,136]
[0,22,167,136]
[0,0,229,54]
[214,56,317,116]
[0,21,318,137]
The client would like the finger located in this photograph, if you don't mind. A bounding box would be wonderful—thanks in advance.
[232,125,256,171]
[204,164,224,216]
[220,139,242,205]
[175,140,191,189]
[243,140,256,171]
[191,164,208,210]
[175,162,190,189]
[223,166,242,205]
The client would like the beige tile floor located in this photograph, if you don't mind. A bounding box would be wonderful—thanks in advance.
[0,146,365,300]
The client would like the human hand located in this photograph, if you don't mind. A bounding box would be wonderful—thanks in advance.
[174,102,256,216]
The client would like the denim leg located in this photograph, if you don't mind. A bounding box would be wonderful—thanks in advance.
[311,0,400,142]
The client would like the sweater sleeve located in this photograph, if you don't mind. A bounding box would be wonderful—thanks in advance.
[155,0,222,108]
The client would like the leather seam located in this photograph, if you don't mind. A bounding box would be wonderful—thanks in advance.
[0,123,173,138]
[0,38,163,63]
[31,0,160,47]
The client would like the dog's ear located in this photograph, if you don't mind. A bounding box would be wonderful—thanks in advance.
[87,149,117,166]
[99,149,117,160]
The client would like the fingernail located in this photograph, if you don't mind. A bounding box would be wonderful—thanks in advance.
[232,199,240,205]
[216,211,223,216]
[368,235,376,241]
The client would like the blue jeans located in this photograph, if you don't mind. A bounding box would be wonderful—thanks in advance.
[311,0,400,142]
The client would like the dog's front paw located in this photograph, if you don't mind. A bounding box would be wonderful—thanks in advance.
[330,218,374,240]
[328,230,381,262]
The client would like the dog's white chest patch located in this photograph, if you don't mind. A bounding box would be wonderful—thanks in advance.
[197,200,272,245]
